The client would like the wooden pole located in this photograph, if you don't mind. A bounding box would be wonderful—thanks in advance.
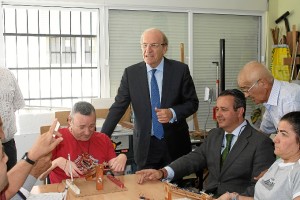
[180,43,184,63]
[180,43,201,133]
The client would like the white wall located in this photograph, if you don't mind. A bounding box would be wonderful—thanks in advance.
[2,0,268,11]
[15,111,55,159]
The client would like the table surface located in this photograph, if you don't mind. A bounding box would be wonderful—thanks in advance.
[31,174,185,200]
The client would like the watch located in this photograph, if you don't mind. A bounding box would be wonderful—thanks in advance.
[232,194,239,200]
[22,152,35,165]
[158,168,168,181]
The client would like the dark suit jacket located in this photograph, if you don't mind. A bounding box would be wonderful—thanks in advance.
[169,122,275,197]
[101,58,199,168]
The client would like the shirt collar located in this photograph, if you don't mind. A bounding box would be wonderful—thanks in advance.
[225,120,247,137]
[146,58,164,73]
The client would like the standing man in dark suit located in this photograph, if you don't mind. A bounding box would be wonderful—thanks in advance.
[136,89,275,198]
[101,28,199,170]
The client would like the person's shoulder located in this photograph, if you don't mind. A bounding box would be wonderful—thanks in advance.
[0,67,13,76]
[57,127,72,137]
[58,127,69,132]
[93,132,111,140]
[0,67,9,72]
[247,125,272,140]
[165,58,188,67]
[127,61,145,69]
[294,159,300,171]
[279,80,300,91]
[206,128,223,137]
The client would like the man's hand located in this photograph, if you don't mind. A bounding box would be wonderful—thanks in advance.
[28,119,63,162]
[30,153,52,179]
[39,157,83,180]
[108,154,127,172]
[156,108,173,123]
[135,169,162,184]
[216,192,231,200]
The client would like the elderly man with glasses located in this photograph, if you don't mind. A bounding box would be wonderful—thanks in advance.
[101,28,199,171]
[237,61,300,134]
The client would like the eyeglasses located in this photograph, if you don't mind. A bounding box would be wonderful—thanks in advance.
[241,79,260,94]
[141,43,166,49]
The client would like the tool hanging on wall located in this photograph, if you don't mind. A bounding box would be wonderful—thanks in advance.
[212,62,219,100]
[270,26,279,45]
[275,11,290,34]
[290,41,299,81]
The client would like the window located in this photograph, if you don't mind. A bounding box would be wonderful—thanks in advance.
[50,37,77,64]
[108,10,188,96]
[2,5,99,108]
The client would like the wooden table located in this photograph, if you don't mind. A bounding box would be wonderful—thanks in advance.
[31,174,184,199]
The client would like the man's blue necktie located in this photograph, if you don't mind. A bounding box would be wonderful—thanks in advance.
[151,69,164,139]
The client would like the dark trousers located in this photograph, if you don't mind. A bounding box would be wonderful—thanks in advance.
[138,136,171,170]
[2,139,17,171]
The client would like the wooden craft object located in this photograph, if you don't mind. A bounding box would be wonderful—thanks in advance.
[164,183,213,200]
[66,179,80,195]
[85,163,111,181]
[164,183,172,200]
[96,164,104,190]
[64,176,127,197]
[107,174,125,188]
[85,168,96,181]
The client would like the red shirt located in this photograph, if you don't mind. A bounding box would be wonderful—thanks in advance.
[0,190,6,200]
[49,128,116,183]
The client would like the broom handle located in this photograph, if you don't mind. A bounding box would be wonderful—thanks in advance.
[180,43,184,63]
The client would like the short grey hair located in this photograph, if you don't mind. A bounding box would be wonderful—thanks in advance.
[69,101,96,120]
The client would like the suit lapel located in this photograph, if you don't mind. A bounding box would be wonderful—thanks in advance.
[136,62,151,104]
[161,58,173,107]
[220,124,251,175]
[207,129,224,175]
[214,131,225,173]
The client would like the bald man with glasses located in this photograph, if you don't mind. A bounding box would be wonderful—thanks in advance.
[238,61,300,134]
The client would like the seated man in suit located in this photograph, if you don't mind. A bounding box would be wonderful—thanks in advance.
[136,89,276,198]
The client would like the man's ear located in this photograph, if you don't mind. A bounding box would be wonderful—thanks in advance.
[67,116,72,126]
[258,78,267,88]
[238,107,245,117]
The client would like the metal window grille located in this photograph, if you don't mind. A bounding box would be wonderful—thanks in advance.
[2,5,99,109]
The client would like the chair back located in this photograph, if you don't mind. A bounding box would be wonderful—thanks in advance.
[55,111,70,127]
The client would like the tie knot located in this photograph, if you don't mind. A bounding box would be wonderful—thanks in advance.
[226,134,233,141]
[221,133,234,167]
[152,69,157,75]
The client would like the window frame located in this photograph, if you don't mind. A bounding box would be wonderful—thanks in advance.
[1,4,100,109]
